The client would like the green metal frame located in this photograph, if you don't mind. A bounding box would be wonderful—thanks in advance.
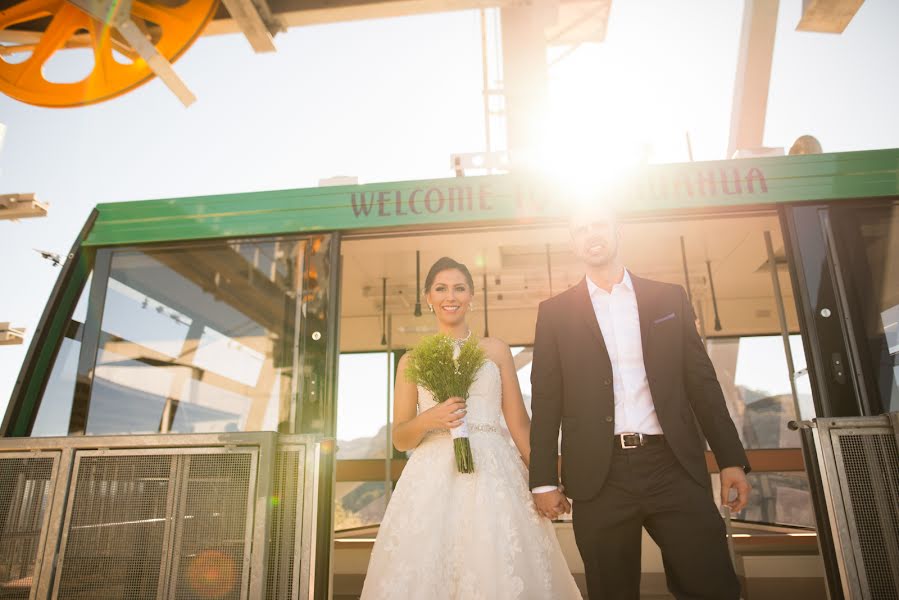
[2,210,98,437]
[84,149,899,247]
[9,149,899,438]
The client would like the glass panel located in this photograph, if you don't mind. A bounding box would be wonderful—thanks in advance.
[849,203,899,413]
[334,481,388,531]
[793,370,815,425]
[707,335,804,448]
[336,353,392,459]
[512,346,533,417]
[510,346,565,454]
[82,237,318,435]
[31,274,92,437]
[712,471,815,528]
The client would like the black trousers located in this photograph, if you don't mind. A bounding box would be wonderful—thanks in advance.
[571,440,741,600]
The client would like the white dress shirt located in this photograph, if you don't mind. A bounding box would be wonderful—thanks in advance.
[533,270,662,494]
[587,270,662,436]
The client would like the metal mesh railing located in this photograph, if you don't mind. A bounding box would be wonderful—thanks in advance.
[0,433,323,600]
[55,454,173,600]
[0,455,57,599]
[266,447,303,600]
[836,432,899,600]
[172,453,254,600]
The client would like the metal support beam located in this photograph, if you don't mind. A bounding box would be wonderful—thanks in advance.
[68,0,197,106]
[797,0,864,34]
[727,0,779,159]
[0,193,48,220]
[203,0,527,35]
[220,0,284,53]
[501,0,554,165]
[545,0,611,46]
[0,323,25,346]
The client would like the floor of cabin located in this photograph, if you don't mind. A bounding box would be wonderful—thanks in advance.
[330,522,827,599]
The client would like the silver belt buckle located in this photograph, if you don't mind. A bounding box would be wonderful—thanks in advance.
[620,432,642,449]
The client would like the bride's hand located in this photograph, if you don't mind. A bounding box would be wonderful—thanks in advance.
[423,397,467,430]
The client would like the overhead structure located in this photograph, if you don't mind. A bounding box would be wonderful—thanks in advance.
[0,0,526,108]
[0,192,48,219]
[0,323,25,345]
[727,0,780,159]
[503,0,614,161]
[796,0,865,33]
[0,0,218,107]
[218,0,281,52]
[0,0,870,167]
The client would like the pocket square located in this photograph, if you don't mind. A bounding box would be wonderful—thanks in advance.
[653,312,676,324]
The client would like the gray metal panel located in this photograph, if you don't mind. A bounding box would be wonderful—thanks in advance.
[53,450,173,599]
[0,451,60,600]
[248,433,277,599]
[831,428,899,599]
[306,440,334,600]
[264,434,323,600]
[52,446,259,600]
[263,443,304,599]
[0,432,324,600]
[169,450,258,600]
[814,416,899,600]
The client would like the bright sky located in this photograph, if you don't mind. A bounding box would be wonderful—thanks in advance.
[2,0,899,418]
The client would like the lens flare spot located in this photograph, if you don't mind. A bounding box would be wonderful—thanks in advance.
[186,549,237,599]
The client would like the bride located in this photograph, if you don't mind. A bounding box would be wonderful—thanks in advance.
[360,257,582,599]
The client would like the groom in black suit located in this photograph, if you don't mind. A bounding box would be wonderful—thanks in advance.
[529,202,751,599]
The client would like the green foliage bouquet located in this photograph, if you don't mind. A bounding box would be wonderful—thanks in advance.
[404,333,486,473]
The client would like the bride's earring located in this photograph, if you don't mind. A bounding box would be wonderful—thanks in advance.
[468,302,475,311]
[428,303,434,312]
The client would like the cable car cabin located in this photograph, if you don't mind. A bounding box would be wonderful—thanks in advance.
[2,149,898,599]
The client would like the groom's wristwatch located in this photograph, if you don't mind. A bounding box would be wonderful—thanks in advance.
[721,464,751,474]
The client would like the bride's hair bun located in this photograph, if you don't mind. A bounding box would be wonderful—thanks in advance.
[424,257,475,293]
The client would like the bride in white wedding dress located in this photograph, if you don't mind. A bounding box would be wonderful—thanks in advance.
[360,257,582,600]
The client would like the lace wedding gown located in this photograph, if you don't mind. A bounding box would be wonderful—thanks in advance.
[360,360,582,599]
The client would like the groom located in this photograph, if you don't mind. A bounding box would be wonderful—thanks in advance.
[529,201,751,599]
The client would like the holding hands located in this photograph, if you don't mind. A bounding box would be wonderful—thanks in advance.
[719,466,751,513]
[532,488,571,520]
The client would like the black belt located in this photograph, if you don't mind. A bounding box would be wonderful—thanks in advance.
[614,433,664,449]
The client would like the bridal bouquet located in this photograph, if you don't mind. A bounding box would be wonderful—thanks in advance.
[404,334,486,473]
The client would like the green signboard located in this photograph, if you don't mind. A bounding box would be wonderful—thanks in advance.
[84,148,899,246]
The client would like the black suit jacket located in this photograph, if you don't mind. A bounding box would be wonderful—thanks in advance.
[528,274,749,502]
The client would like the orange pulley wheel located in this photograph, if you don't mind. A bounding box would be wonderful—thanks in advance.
[0,0,218,107]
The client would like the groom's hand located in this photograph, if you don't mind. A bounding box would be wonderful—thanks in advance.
[533,489,570,520]
[719,466,751,513]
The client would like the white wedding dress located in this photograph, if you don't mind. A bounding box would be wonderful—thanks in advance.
[360,360,582,599]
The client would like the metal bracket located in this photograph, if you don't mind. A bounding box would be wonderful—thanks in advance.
[0,323,26,346]
[0,192,48,220]
[220,0,284,53]
[66,0,197,106]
